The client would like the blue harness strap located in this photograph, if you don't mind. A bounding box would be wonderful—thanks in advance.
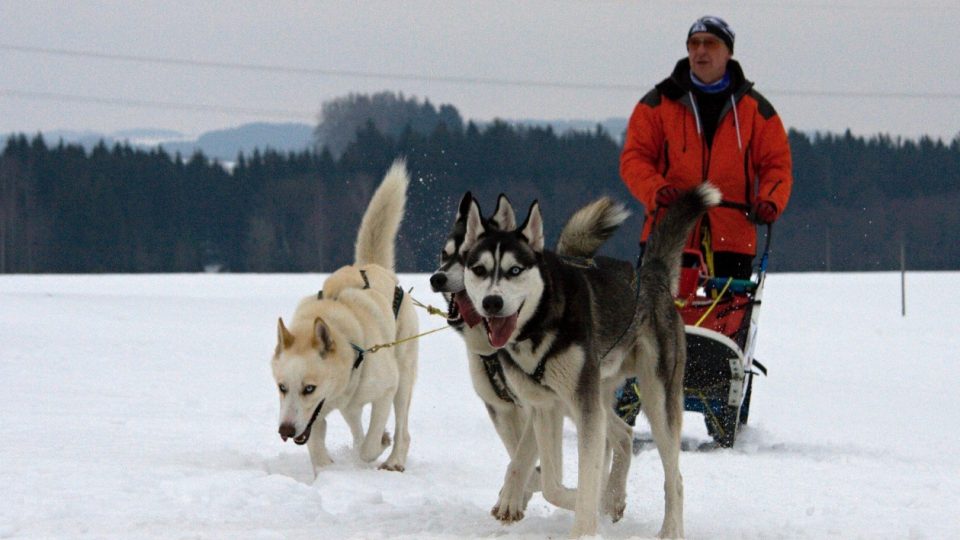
[351,343,366,370]
[327,271,406,371]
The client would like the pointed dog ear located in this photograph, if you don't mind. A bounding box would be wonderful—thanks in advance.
[455,191,475,223]
[277,317,294,349]
[490,193,516,231]
[313,317,336,355]
[520,200,544,253]
[463,197,486,252]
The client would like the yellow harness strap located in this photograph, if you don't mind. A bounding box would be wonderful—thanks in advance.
[701,225,715,278]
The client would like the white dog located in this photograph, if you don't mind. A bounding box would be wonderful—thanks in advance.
[272,159,418,475]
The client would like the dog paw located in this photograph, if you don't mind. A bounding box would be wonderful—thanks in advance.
[310,455,334,473]
[490,503,524,523]
[603,491,626,522]
[604,500,626,522]
[378,462,405,472]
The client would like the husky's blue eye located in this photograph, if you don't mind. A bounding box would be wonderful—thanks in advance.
[279,384,288,394]
[471,265,487,277]
[508,266,523,277]
[303,385,316,395]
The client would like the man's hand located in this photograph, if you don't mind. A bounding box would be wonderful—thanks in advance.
[751,201,778,224]
[655,186,682,207]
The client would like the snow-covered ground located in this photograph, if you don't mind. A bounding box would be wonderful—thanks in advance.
[1,272,957,539]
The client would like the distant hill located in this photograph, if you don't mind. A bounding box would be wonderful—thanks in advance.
[40,128,188,150]
[12,118,628,163]
[508,118,629,141]
[22,123,315,163]
[156,122,314,162]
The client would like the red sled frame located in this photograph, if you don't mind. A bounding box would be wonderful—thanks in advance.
[676,225,771,447]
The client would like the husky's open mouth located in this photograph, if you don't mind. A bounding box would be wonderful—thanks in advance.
[446,294,463,326]
[453,291,483,328]
[482,309,520,348]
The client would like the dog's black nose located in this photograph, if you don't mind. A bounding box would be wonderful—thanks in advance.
[482,295,503,314]
[429,272,447,291]
[278,423,296,441]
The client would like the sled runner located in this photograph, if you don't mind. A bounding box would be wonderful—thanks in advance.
[675,225,771,447]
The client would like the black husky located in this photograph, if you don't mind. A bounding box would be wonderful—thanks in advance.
[461,183,720,538]
[430,192,632,521]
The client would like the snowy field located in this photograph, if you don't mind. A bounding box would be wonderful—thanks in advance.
[1,272,958,539]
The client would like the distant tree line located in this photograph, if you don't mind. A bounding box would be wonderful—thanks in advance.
[1,96,958,273]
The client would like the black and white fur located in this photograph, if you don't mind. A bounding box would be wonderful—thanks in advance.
[462,184,720,538]
[430,193,632,521]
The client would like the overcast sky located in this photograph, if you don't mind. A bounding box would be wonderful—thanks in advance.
[1,1,957,140]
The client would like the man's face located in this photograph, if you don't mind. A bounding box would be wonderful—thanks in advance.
[687,32,731,84]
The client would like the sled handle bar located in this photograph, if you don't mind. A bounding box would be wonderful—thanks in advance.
[717,200,774,274]
[650,200,774,272]
[757,223,773,276]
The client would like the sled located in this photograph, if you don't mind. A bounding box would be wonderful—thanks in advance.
[676,226,771,448]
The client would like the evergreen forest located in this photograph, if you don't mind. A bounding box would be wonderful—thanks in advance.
[2,99,958,274]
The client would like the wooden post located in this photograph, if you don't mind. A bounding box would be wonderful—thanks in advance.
[825,226,832,272]
[0,218,5,274]
[900,238,906,317]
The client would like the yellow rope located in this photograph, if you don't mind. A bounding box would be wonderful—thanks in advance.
[694,277,733,327]
[701,226,715,280]
[616,381,643,419]
[619,380,729,440]
[365,325,451,354]
[359,290,454,354]
[690,387,727,439]
[408,292,449,319]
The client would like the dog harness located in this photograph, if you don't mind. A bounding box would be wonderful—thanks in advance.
[316,269,407,371]
[316,269,405,319]
[480,353,517,404]
[531,356,549,384]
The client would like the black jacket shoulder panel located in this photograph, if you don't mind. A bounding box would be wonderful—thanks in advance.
[640,88,662,107]
[748,89,778,120]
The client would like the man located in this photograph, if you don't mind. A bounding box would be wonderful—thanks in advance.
[614,16,793,429]
[620,15,793,279]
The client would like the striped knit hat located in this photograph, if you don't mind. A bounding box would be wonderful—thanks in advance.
[688,16,735,53]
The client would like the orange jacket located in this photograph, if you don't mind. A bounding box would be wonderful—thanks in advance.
[621,59,793,255]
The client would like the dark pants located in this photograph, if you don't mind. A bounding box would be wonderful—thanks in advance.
[711,252,754,279]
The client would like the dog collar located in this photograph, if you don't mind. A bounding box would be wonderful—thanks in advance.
[351,343,366,370]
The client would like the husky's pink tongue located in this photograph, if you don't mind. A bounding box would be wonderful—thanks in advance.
[485,313,519,348]
[454,292,483,328]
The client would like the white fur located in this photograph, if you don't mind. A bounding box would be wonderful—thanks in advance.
[272,159,418,476]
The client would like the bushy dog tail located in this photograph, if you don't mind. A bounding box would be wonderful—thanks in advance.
[642,183,721,295]
[355,159,409,270]
[555,197,631,258]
